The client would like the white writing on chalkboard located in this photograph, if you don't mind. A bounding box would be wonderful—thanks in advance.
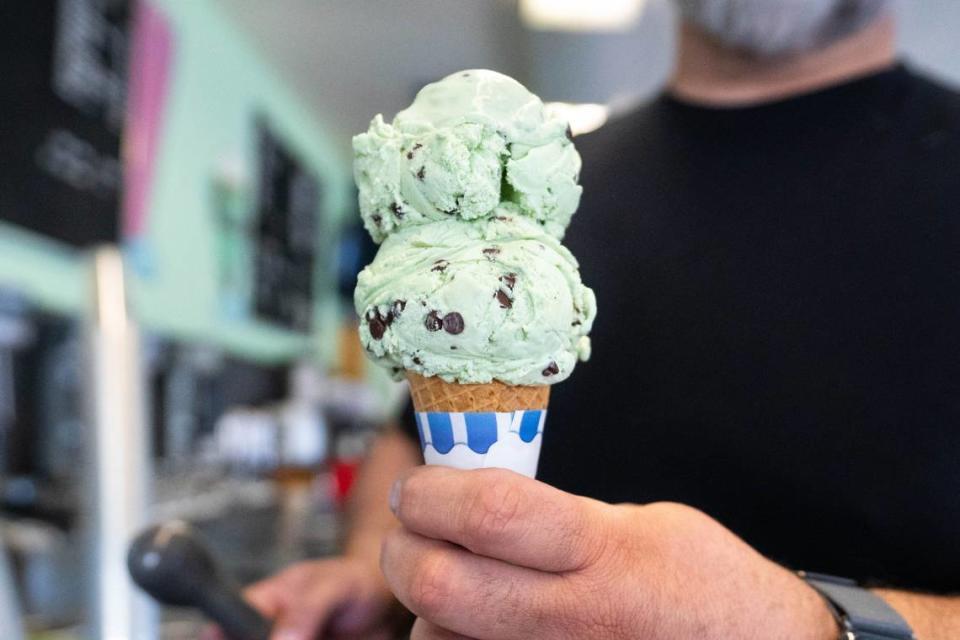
[52,0,128,133]
[34,128,121,201]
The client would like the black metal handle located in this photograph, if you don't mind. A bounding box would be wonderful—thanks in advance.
[127,521,272,640]
[196,584,273,640]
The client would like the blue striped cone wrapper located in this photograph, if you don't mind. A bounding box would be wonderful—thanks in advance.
[407,373,550,478]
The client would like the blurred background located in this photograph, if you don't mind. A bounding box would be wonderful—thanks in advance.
[0,1,956,638]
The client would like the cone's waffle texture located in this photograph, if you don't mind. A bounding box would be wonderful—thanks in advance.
[407,373,549,413]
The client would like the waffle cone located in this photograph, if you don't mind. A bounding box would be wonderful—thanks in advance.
[407,372,549,413]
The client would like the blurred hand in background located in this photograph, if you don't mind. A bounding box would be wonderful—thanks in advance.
[244,556,396,640]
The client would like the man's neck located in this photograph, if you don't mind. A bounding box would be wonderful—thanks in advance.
[669,16,897,107]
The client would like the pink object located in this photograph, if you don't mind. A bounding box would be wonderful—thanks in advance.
[122,0,173,240]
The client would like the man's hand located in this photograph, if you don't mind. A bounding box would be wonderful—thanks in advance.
[381,466,839,640]
[205,556,398,640]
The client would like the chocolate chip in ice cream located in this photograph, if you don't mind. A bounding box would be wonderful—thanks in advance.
[369,315,386,340]
[390,202,405,218]
[565,124,573,141]
[495,289,512,309]
[425,311,443,332]
[431,260,449,273]
[416,166,426,181]
[482,247,501,260]
[542,361,560,377]
[413,356,422,365]
[500,273,517,291]
[442,312,465,334]
[371,214,382,227]
[392,299,406,317]
[367,306,397,339]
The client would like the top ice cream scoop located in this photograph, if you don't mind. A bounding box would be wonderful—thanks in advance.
[353,69,582,243]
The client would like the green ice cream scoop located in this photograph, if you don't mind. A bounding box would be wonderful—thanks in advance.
[353,69,582,243]
[354,217,595,386]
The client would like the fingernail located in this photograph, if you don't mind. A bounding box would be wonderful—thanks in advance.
[389,479,401,515]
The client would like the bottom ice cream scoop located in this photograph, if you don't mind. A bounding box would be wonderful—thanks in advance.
[354,216,595,386]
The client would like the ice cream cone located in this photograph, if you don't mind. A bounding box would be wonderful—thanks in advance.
[354,71,596,480]
[407,373,550,477]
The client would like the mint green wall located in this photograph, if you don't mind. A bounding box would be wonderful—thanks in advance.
[0,223,89,314]
[0,0,349,365]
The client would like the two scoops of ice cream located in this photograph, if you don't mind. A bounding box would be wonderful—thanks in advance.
[353,70,596,477]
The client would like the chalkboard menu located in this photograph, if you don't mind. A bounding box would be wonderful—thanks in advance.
[252,120,321,333]
[0,0,129,247]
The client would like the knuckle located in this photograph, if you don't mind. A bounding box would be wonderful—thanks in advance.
[562,499,606,570]
[461,472,524,545]
[548,499,614,574]
[627,502,728,574]
[410,551,455,618]
[647,501,705,523]
[646,501,716,543]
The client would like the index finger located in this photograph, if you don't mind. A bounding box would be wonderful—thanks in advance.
[243,581,284,620]
[392,466,607,572]
[242,563,311,619]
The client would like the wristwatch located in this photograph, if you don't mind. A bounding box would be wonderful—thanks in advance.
[799,572,915,640]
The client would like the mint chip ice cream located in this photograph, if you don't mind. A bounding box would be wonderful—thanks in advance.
[353,70,582,243]
[354,69,595,387]
[355,217,595,385]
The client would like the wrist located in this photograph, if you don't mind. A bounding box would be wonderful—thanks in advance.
[800,577,917,640]
[344,528,394,591]
[344,526,389,561]
[794,573,844,640]
[871,590,925,640]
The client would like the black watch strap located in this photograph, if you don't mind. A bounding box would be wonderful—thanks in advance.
[800,572,915,640]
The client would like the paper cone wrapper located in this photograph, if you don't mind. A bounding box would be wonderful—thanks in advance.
[407,373,550,478]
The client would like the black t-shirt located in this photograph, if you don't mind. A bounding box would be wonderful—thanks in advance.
[404,64,960,593]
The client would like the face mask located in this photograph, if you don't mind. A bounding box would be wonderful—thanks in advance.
[675,0,890,56]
